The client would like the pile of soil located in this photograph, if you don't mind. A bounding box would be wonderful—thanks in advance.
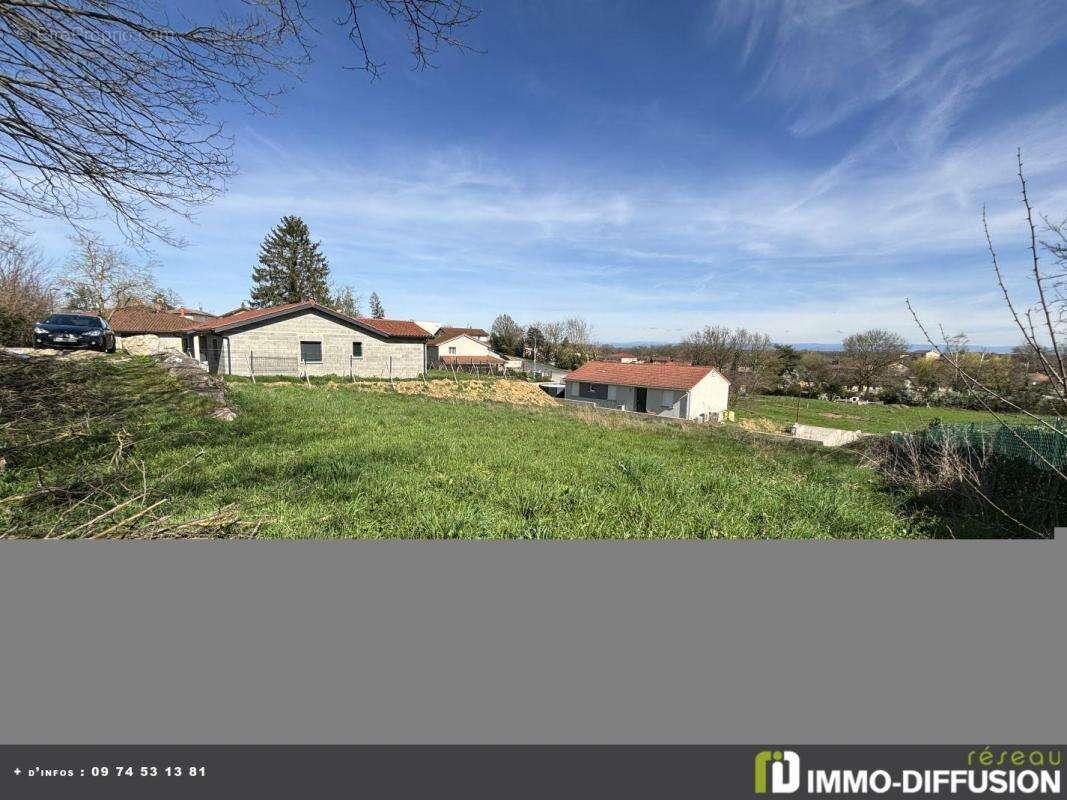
[359,378,559,407]
[738,416,784,433]
[269,377,560,408]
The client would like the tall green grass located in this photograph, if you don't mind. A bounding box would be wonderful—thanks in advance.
[147,383,951,538]
[3,357,998,538]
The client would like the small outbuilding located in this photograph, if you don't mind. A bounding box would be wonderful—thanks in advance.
[564,361,730,421]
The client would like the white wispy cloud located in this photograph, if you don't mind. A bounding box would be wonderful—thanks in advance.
[714,0,1067,142]
[25,2,1067,345]
[139,95,1066,345]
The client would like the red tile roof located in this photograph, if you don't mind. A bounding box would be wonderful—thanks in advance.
[564,361,726,391]
[429,327,491,346]
[430,325,488,343]
[194,301,429,339]
[440,354,504,365]
[359,316,432,338]
[109,305,197,334]
[194,301,306,331]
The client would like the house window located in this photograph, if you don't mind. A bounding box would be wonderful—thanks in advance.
[579,382,608,400]
[661,390,674,408]
[300,341,322,363]
[448,346,457,354]
[607,385,617,401]
[352,342,363,358]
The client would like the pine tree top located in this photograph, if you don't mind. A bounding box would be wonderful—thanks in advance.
[250,215,332,308]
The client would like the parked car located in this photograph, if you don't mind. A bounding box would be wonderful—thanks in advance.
[33,313,116,352]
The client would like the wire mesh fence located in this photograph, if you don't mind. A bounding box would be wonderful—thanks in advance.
[249,352,301,378]
[890,419,1067,471]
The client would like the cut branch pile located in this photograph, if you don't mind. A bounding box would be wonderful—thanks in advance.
[0,352,256,538]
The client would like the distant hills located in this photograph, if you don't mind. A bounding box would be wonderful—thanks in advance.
[607,341,1017,353]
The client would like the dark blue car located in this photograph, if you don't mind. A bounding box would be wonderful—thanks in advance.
[33,313,116,352]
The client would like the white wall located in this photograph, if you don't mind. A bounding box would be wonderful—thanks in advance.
[429,335,495,363]
[686,372,730,418]
[565,372,729,420]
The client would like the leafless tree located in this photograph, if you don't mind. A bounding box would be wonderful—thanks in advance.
[332,284,362,317]
[680,325,779,395]
[0,0,482,244]
[562,316,594,346]
[907,150,1066,482]
[0,230,53,343]
[840,328,908,393]
[59,233,162,317]
[539,321,564,350]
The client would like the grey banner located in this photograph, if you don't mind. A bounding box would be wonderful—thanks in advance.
[0,539,1063,744]
[0,745,1062,799]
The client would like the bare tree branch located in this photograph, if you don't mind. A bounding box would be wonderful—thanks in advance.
[0,0,482,243]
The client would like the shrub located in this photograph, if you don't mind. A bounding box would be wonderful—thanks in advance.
[865,423,1066,538]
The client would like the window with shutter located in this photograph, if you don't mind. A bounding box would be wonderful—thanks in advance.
[300,341,322,363]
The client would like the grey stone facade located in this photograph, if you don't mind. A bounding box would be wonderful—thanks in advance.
[203,309,425,379]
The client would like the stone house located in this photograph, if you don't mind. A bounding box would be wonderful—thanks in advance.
[188,300,430,378]
[109,305,199,355]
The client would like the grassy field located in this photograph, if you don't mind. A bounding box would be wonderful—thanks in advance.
[732,394,1039,435]
[2,354,1007,538]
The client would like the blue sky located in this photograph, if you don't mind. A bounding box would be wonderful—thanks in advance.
[31,1,1067,344]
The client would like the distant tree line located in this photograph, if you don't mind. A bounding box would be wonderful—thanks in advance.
[621,325,1049,412]
[489,314,596,369]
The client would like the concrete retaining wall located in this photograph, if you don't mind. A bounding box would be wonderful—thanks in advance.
[789,423,866,447]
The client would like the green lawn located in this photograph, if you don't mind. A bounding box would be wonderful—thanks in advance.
[2,355,1001,538]
[732,394,1039,435]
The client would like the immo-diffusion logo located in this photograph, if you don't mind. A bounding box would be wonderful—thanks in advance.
[752,748,1061,796]
[755,750,802,794]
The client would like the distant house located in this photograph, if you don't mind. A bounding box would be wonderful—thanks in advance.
[601,351,640,363]
[564,361,730,421]
[173,306,218,324]
[427,328,504,370]
[187,300,430,378]
[109,305,198,354]
[504,357,570,382]
[922,349,941,360]
[434,325,490,343]
[647,355,690,365]
[414,320,443,336]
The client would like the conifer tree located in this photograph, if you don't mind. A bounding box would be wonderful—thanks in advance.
[332,285,362,317]
[249,216,331,307]
[369,292,385,319]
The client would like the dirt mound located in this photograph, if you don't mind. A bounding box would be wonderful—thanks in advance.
[738,416,784,433]
[373,377,558,407]
[275,377,560,407]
